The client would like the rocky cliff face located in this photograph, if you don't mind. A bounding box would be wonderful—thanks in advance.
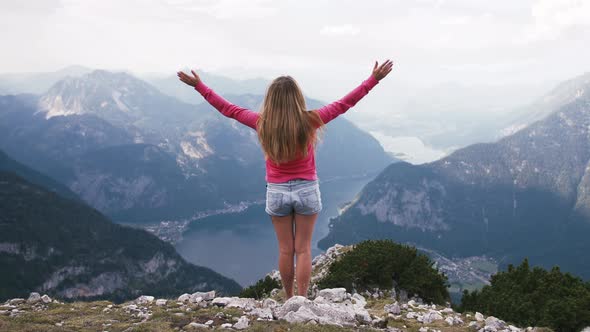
[319,85,590,279]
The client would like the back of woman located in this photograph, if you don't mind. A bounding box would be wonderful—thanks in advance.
[178,59,393,299]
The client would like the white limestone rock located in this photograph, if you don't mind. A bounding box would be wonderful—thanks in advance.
[191,291,215,301]
[188,322,208,328]
[233,315,250,330]
[27,292,41,304]
[274,294,371,327]
[262,298,278,309]
[8,298,25,306]
[384,302,401,315]
[445,315,463,326]
[136,295,154,304]
[178,293,190,302]
[250,307,274,320]
[485,316,507,330]
[475,311,485,321]
[351,293,367,309]
[317,288,348,302]
[421,310,443,324]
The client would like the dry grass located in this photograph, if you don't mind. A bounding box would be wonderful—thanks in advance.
[0,299,379,332]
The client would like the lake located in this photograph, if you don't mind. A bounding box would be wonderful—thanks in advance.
[175,176,372,287]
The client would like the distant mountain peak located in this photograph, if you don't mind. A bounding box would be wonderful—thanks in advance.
[36,69,157,120]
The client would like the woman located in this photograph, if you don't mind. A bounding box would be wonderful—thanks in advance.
[178,60,393,298]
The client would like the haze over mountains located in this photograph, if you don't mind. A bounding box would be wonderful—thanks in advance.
[0,68,393,223]
[1,66,564,166]
[319,73,590,279]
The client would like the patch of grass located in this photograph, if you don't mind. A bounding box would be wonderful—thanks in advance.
[247,320,377,331]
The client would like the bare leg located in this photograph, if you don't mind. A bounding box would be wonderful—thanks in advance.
[294,213,318,297]
[271,213,295,299]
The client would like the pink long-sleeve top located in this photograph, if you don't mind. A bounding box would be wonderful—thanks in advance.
[194,74,379,183]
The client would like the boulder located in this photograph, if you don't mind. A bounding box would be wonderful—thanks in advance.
[421,310,443,324]
[274,294,371,327]
[135,295,154,304]
[233,315,250,330]
[191,291,215,301]
[27,292,41,304]
[212,297,257,310]
[351,293,367,309]
[318,288,348,302]
[188,322,208,329]
[227,298,257,311]
[485,316,506,330]
[282,305,317,324]
[9,298,25,306]
[384,302,401,315]
[475,311,485,321]
[178,293,190,302]
[262,298,278,309]
[189,295,203,303]
[275,296,309,317]
[250,307,274,320]
[445,316,463,326]
[40,295,52,304]
[155,299,167,306]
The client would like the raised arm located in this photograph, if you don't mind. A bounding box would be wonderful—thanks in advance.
[178,70,258,129]
[316,60,393,125]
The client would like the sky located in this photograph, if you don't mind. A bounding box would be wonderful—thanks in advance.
[1,0,589,162]
[1,0,589,96]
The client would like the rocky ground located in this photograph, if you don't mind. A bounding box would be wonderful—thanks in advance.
[0,245,555,332]
[0,289,551,332]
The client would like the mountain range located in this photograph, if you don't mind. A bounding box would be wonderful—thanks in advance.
[0,69,394,223]
[0,153,241,302]
[319,73,590,279]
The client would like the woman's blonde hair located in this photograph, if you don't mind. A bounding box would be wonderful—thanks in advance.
[256,76,324,164]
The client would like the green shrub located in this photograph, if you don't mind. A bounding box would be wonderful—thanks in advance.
[239,276,281,299]
[317,239,449,304]
[459,258,590,332]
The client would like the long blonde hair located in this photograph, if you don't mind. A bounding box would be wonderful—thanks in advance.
[257,76,324,164]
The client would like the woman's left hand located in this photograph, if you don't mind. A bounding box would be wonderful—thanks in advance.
[177,70,201,87]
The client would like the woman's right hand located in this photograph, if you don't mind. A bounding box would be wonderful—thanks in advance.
[372,60,394,81]
[177,70,201,87]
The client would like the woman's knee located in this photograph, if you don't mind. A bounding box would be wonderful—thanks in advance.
[279,243,295,256]
[294,242,311,256]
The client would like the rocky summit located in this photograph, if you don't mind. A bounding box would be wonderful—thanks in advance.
[0,288,550,332]
[0,244,555,332]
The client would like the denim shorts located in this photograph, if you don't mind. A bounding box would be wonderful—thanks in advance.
[265,179,322,217]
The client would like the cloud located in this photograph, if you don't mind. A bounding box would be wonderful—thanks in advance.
[522,0,590,41]
[0,0,63,14]
[172,0,278,20]
[320,24,361,36]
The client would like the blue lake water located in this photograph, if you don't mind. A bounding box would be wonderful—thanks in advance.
[175,176,372,287]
